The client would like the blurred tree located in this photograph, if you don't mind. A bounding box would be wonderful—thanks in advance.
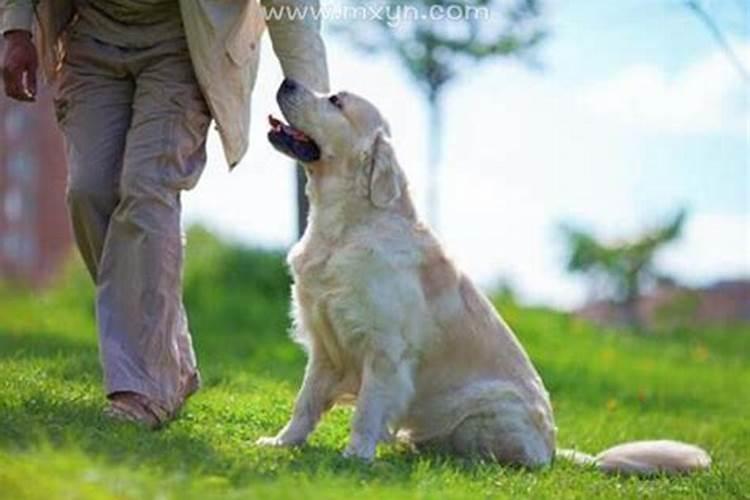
[562,210,688,329]
[681,0,749,83]
[335,0,546,230]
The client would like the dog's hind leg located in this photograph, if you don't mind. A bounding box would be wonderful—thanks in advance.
[447,386,554,468]
[257,356,339,447]
[415,382,555,468]
[344,347,415,460]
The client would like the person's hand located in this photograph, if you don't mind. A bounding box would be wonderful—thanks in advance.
[2,30,38,102]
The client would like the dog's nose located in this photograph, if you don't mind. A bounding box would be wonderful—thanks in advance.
[280,78,298,94]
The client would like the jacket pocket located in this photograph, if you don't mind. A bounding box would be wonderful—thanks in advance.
[225,0,266,66]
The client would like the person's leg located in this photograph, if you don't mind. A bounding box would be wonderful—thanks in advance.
[97,36,211,416]
[55,35,168,426]
[56,35,134,281]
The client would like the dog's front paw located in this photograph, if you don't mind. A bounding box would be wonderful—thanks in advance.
[255,434,304,448]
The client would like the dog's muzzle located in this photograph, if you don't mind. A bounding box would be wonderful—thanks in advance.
[267,79,321,163]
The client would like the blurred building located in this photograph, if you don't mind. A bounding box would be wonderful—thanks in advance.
[578,280,750,328]
[0,82,72,287]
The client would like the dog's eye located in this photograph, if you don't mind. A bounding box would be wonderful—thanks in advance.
[329,94,343,109]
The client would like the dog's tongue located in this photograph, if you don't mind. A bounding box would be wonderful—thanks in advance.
[268,114,321,162]
[268,114,313,142]
[269,114,282,129]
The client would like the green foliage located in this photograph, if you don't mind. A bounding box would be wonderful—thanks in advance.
[0,227,748,499]
[183,226,290,335]
[181,226,303,380]
[184,225,290,304]
[561,210,687,325]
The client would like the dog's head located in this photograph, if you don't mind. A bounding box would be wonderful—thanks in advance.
[268,78,402,208]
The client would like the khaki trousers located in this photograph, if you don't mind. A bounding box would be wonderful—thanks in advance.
[55,31,211,412]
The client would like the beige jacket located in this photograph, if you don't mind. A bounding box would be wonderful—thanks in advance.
[0,0,330,167]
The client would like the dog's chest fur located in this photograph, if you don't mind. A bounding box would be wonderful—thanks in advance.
[287,232,366,376]
[288,234,332,289]
[287,222,427,376]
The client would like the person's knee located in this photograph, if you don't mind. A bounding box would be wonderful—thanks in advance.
[115,169,179,230]
[66,178,116,214]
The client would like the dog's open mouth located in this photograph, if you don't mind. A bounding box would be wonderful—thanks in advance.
[267,115,321,162]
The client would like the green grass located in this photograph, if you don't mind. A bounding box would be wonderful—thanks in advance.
[1,227,748,499]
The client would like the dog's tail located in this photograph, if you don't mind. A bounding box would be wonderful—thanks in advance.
[556,440,711,476]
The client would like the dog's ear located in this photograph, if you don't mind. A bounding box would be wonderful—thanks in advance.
[365,130,401,208]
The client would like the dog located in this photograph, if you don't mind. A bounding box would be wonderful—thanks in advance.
[257,78,711,476]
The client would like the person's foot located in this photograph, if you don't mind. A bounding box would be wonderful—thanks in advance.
[180,371,201,403]
[104,392,170,430]
[103,372,200,429]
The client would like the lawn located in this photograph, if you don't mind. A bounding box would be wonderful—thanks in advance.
[0,227,748,499]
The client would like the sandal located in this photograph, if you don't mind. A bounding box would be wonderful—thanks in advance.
[104,392,171,430]
[180,371,201,403]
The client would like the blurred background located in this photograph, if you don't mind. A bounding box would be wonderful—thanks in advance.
[1,0,748,329]
[1,3,749,495]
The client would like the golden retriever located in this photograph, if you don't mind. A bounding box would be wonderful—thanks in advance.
[257,78,710,476]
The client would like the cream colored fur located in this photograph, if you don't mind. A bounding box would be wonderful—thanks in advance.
[256,80,711,476]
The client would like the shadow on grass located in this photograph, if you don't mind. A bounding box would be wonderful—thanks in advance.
[0,331,95,359]
[0,393,231,475]
[0,305,730,489]
[0,368,736,494]
[0,331,101,385]
[0,329,437,486]
[0,391,503,488]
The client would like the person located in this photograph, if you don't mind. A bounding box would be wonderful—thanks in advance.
[0,0,329,428]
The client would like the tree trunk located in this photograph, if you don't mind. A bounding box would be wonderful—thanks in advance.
[623,297,642,331]
[622,283,643,331]
[426,94,442,232]
[296,163,309,239]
